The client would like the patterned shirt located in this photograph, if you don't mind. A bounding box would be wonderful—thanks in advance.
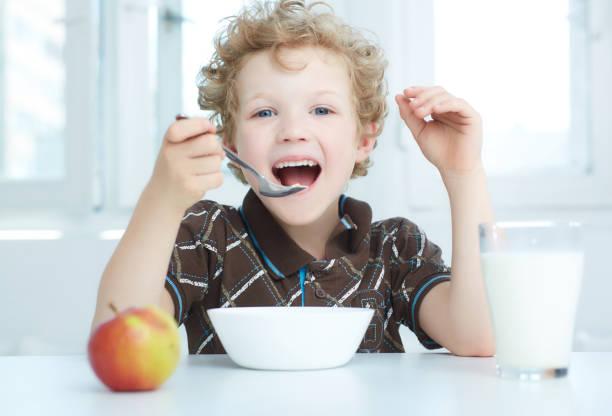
[164,189,451,354]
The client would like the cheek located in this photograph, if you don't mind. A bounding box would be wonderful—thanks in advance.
[234,125,255,153]
[235,132,268,167]
[326,141,358,178]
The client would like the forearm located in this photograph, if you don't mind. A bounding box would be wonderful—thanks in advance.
[91,185,185,330]
[442,163,495,353]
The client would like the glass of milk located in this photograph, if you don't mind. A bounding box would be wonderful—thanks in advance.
[479,221,584,380]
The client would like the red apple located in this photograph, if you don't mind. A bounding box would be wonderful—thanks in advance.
[88,303,181,391]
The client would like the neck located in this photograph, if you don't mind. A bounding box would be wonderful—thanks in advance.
[274,200,340,260]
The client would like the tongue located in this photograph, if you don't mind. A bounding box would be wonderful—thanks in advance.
[277,166,319,187]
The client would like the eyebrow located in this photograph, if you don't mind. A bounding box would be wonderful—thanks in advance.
[243,92,270,105]
[244,89,342,105]
[311,89,341,97]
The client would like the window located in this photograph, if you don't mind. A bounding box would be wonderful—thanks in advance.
[0,0,97,212]
[0,0,66,180]
[176,0,255,207]
[181,0,247,116]
[404,0,612,208]
[169,0,612,211]
[2,0,610,218]
[434,0,589,177]
[90,0,251,212]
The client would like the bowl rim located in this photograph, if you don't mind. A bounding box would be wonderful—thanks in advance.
[207,306,375,316]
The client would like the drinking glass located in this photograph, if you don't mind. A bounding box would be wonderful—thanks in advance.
[479,221,584,380]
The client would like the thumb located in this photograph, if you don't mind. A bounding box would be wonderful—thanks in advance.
[395,94,425,141]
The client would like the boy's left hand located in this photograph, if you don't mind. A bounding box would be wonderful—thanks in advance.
[395,86,482,176]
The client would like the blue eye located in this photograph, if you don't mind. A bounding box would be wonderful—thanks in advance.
[256,109,274,118]
[312,107,330,115]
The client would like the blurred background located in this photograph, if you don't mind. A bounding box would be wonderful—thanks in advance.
[1,0,611,355]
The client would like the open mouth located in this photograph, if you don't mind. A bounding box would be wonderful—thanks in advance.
[272,159,322,188]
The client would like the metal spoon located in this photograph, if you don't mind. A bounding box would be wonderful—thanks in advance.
[175,114,307,197]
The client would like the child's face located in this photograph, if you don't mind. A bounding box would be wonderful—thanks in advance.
[232,46,374,226]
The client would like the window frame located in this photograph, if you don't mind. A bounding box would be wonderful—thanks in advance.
[98,0,182,212]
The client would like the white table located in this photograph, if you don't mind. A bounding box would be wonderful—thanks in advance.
[2,352,610,415]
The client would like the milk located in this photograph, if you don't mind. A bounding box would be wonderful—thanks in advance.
[481,251,584,369]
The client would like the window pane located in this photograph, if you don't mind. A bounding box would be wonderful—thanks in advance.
[181,0,247,116]
[180,0,247,177]
[433,0,589,176]
[0,0,66,180]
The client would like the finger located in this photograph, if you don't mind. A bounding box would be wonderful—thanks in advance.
[165,118,216,143]
[402,86,427,98]
[187,154,225,175]
[181,172,224,201]
[411,90,452,119]
[432,98,478,119]
[181,134,224,159]
[194,172,224,191]
[395,94,426,139]
[407,86,446,107]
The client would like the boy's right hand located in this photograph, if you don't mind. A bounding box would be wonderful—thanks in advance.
[147,117,224,215]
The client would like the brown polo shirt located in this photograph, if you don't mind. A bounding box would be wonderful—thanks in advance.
[164,189,451,354]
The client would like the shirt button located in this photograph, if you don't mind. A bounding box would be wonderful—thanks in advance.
[315,288,326,299]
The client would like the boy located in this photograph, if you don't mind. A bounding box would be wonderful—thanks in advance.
[92,0,494,356]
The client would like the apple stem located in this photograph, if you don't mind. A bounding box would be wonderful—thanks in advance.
[108,302,119,317]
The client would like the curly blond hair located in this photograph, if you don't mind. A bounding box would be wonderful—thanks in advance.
[197,0,388,184]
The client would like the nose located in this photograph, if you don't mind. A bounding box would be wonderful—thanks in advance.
[278,133,308,144]
[276,111,309,144]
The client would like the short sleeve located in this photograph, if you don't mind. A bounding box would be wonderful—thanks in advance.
[390,219,451,349]
[164,200,226,325]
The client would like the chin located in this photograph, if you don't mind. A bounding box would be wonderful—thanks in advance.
[264,197,326,225]
[259,187,341,227]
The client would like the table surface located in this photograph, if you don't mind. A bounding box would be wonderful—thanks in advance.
[1,352,610,416]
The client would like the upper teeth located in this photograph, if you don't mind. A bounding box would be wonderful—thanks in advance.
[274,160,318,169]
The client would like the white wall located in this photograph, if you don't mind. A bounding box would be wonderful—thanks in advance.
[0,238,116,355]
[2,201,612,355]
[0,233,192,356]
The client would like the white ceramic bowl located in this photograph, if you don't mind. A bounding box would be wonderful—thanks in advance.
[207,306,374,370]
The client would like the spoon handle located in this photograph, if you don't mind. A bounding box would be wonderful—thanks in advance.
[222,145,262,179]
[175,113,262,179]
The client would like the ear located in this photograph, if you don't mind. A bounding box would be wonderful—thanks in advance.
[355,122,377,163]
